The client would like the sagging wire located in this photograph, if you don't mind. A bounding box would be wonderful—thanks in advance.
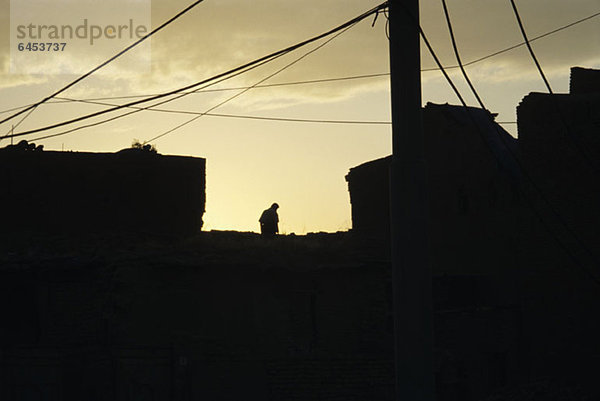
[372,6,390,40]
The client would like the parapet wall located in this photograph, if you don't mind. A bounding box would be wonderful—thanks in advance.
[0,148,206,237]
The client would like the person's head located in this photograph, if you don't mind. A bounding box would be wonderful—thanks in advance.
[271,203,279,210]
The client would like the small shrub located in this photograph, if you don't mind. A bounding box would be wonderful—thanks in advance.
[131,139,157,153]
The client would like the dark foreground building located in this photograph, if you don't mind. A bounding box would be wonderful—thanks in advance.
[346,69,600,400]
[0,232,394,400]
[0,145,206,237]
[1,67,599,401]
[2,230,531,401]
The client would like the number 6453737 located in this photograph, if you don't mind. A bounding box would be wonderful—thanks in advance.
[18,42,67,51]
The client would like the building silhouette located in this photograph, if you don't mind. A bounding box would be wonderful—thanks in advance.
[1,67,599,400]
[345,67,600,400]
[0,146,206,237]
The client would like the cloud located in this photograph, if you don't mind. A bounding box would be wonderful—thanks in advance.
[1,0,598,104]
[143,0,599,106]
[142,0,390,99]
[419,0,600,73]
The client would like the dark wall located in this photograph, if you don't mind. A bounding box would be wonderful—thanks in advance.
[516,81,600,385]
[516,88,600,290]
[0,233,526,401]
[0,148,206,237]
[570,66,600,95]
[517,92,600,263]
[0,245,394,401]
[0,250,518,401]
[345,98,600,397]
[346,103,520,276]
[345,156,391,238]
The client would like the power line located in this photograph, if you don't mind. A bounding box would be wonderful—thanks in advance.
[0,0,207,128]
[26,20,386,145]
[30,21,367,144]
[54,96,391,125]
[2,2,388,142]
[0,105,28,116]
[27,52,292,143]
[509,0,553,93]
[421,10,600,72]
[467,10,600,69]
[29,109,145,143]
[2,8,597,117]
[408,4,600,285]
[3,4,594,141]
[508,1,597,169]
[440,0,485,108]
[0,73,392,116]
[195,113,390,125]
[433,0,600,277]
[0,103,43,116]
[437,0,594,180]
[0,105,38,143]
[144,21,359,144]
[27,24,380,144]
[4,6,596,120]
[68,74,393,102]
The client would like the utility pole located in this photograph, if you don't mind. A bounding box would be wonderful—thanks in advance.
[388,0,435,400]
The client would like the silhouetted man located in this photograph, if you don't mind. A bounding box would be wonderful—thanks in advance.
[259,203,279,237]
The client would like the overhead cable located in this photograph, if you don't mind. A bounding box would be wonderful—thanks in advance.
[401,3,600,285]
[0,0,208,127]
[3,1,389,142]
[143,22,359,144]
[54,96,390,125]
[508,0,553,93]
[3,9,597,116]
